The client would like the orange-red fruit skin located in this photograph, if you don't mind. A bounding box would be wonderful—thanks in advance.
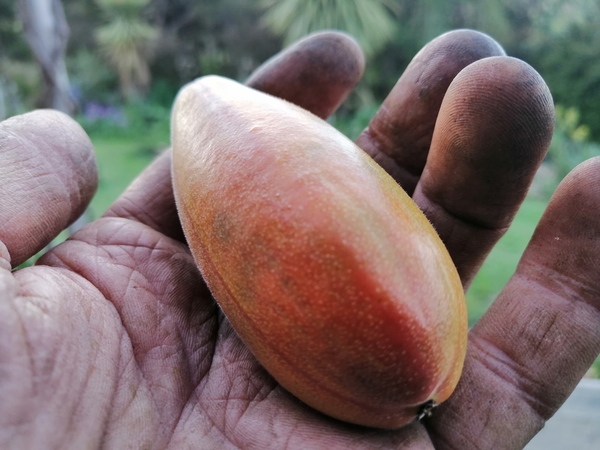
[171,76,467,429]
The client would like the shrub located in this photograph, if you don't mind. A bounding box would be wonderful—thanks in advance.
[542,105,600,197]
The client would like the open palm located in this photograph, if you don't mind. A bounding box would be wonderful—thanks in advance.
[1,31,599,449]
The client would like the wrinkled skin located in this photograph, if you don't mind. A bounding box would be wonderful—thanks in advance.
[1,30,599,449]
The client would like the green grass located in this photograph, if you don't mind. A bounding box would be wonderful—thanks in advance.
[76,100,172,218]
[84,128,170,219]
[466,196,548,324]
[87,136,165,218]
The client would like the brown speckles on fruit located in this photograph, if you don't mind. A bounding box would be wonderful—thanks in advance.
[212,210,232,243]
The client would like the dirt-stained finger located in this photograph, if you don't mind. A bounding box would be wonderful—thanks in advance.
[246,30,365,119]
[427,157,600,449]
[356,29,505,194]
[412,56,555,286]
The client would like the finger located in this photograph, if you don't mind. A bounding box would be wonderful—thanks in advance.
[104,31,365,237]
[427,157,600,449]
[0,110,97,267]
[246,30,365,119]
[356,29,505,194]
[412,56,554,286]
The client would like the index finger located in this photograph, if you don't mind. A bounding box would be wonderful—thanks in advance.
[0,110,97,267]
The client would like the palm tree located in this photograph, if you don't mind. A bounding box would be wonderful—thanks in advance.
[95,0,159,100]
[261,0,399,56]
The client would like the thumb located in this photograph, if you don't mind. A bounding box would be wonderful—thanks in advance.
[0,110,97,267]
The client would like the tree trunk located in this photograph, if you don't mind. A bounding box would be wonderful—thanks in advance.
[19,0,74,115]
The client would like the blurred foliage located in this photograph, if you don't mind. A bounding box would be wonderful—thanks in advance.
[329,104,379,141]
[0,0,32,116]
[146,0,281,87]
[96,0,152,16]
[510,0,600,140]
[0,59,40,110]
[68,49,119,105]
[0,1,29,59]
[261,0,399,56]
[540,105,600,196]
[95,0,160,100]
[1,0,600,139]
[75,94,170,140]
[2,0,600,173]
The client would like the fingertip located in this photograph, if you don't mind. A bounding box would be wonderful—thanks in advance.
[246,30,365,118]
[418,28,506,59]
[412,56,554,284]
[522,156,600,291]
[433,55,555,214]
[440,56,555,154]
[546,156,600,216]
[0,110,97,266]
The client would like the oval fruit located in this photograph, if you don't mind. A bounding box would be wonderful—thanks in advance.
[171,76,467,429]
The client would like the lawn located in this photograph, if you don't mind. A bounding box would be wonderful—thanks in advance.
[87,135,167,218]
[466,197,548,324]
[84,120,171,219]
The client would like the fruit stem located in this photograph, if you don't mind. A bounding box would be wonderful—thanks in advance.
[417,400,437,421]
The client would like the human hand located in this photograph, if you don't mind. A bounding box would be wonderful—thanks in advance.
[1,30,599,449]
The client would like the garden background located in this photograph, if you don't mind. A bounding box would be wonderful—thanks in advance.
[1,0,599,375]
